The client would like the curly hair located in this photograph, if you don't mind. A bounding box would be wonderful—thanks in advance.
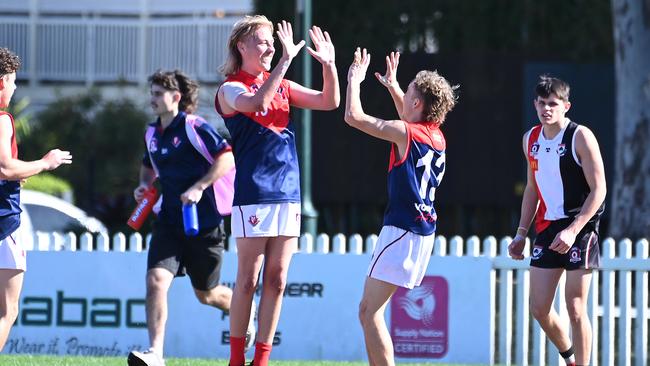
[220,15,273,77]
[0,47,21,76]
[148,69,199,114]
[535,75,570,102]
[412,70,458,124]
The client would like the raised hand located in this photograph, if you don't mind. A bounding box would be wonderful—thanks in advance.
[347,47,371,83]
[306,26,335,65]
[374,51,400,88]
[276,20,305,60]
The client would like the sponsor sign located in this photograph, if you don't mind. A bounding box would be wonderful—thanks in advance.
[391,276,448,358]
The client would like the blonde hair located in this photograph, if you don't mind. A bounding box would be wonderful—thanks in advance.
[219,15,273,77]
[412,70,459,124]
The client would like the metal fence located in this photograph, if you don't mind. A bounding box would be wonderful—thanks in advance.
[29,231,650,366]
[0,15,237,84]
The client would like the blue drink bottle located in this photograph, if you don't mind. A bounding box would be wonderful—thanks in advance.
[182,203,199,236]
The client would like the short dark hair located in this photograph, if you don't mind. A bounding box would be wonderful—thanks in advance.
[0,48,21,76]
[148,69,199,114]
[536,75,570,102]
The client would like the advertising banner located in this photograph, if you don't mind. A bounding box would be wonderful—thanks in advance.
[3,250,492,363]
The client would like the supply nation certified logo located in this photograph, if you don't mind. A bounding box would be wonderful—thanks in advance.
[390,276,448,358]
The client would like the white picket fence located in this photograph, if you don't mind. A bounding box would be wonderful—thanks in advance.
[28,231,649,366]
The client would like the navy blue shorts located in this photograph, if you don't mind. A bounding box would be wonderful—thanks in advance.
[530,219,600,270]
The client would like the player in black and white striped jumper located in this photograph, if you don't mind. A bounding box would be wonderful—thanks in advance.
[508,75,606,366]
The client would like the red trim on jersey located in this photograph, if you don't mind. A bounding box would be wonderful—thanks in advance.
[527,125,551,233]
[389,121,445,171]
[0,111,18,159]
[216,70,291,134]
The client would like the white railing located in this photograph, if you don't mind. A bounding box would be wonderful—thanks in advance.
[27,231,650,366]
[0,15,238,84]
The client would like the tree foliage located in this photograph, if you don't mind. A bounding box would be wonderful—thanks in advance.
[255,0,612,61]
[19,90,149,232]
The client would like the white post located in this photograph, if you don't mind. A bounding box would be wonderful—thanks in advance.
[51,232,64,251]
[515,267,529,366]
[589,270,600,366]
[113,233,127,252]
[617,239,632,366]
[129,233,143,252]
[498,237,512,366]
[449,235,463,257]
[532,320,545,366]
[349,234,363,255]
[634,239,648,366]
[228,235,237,253]
[466,235,480,257]
[79,232,93,251]
[97,232,110,252]
[64,232,77,251]
[316,233,329,254]
[299,233,314,254]
[332,233,346,254]
[602,238,616,366]
[145,233,152,250]
[365,234,378,254]
[484,236,497,366]
[434,235,447,256]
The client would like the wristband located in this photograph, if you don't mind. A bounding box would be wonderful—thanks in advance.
[513,234,525,242]
[516,226,528,234]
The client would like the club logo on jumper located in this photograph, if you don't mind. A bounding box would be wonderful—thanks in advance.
[149,138,158,153]
[532,245,544,259]
[530,142,540,157]
[545,147,551,153]
[391,276,448,358]
[569,247,582,263]
[248,215,260,226]
[556,143,567,156]
[172,136,181,148]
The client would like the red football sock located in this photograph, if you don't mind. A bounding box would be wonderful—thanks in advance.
[253,342,273,366]
[229,336,246,366]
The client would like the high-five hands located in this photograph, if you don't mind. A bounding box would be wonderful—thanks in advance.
[375,51,400,88]
[276,20,305,60]
[306,26,335,65]
[347,47,371,83]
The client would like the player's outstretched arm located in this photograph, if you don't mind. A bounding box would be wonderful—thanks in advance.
[224,20,304,114]
[0,115,71,180]
[375,51,405,120]
[289,26,339,111]
[508,134,539,260]
[344,47,407,149]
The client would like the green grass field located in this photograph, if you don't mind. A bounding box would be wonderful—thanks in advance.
[0,356,471,366]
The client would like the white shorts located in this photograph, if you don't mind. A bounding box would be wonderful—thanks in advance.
[0,229,27,271]
[367,226,434,289]
[231,203,301,238]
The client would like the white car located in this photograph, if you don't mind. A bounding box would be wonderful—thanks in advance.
[18,190,108,245]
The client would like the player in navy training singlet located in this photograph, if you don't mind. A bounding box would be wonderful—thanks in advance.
[508,76,606,366]
[0,48,71,351]
[128,70,239,366]
[215,16,339,366]
[345,48,458,366]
